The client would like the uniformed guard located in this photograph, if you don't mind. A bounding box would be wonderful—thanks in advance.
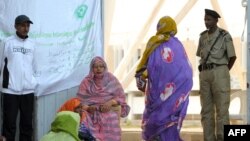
[196,9,237,141]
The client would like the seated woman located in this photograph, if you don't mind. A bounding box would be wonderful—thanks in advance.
[58,97,96,141]
[77,56,130,141]
[40,111,81,141]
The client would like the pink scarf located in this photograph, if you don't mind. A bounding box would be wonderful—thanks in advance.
[77,56,130,117]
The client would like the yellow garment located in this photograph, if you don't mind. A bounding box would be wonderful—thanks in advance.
[136,16,177,78]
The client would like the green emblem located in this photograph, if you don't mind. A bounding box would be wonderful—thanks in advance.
[74,4,88,19]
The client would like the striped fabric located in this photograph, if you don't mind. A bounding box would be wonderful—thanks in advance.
[77,56,130,141]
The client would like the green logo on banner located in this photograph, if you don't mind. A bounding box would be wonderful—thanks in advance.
[75,4,88,19]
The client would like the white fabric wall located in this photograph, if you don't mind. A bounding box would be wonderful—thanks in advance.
[0,0,103,96]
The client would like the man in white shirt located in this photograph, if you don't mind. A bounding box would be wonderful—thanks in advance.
[0,15,37,141]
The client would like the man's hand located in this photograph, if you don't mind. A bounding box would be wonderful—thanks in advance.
[228,56,236,70]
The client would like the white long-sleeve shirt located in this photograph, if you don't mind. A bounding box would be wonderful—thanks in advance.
[0,34,38,94]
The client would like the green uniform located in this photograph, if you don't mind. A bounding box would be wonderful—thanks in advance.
[196,27,236,141]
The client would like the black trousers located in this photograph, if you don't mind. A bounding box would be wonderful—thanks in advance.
[2,93,34,141]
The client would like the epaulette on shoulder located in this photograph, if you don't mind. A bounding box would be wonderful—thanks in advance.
[200,30,207,36]
[219,29,228,36]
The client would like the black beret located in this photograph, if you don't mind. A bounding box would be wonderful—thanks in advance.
[205,9,221,19]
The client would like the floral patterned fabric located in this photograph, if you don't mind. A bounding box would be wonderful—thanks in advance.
[136,16,193,141]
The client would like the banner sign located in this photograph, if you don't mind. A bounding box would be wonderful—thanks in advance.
[0,0,103,96]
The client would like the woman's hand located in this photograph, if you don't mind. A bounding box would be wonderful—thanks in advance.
[136,76,147,92]
[87,105,97,114]
[99,100,116,113]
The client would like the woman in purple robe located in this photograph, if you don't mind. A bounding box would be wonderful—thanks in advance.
[135,16,193,141]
